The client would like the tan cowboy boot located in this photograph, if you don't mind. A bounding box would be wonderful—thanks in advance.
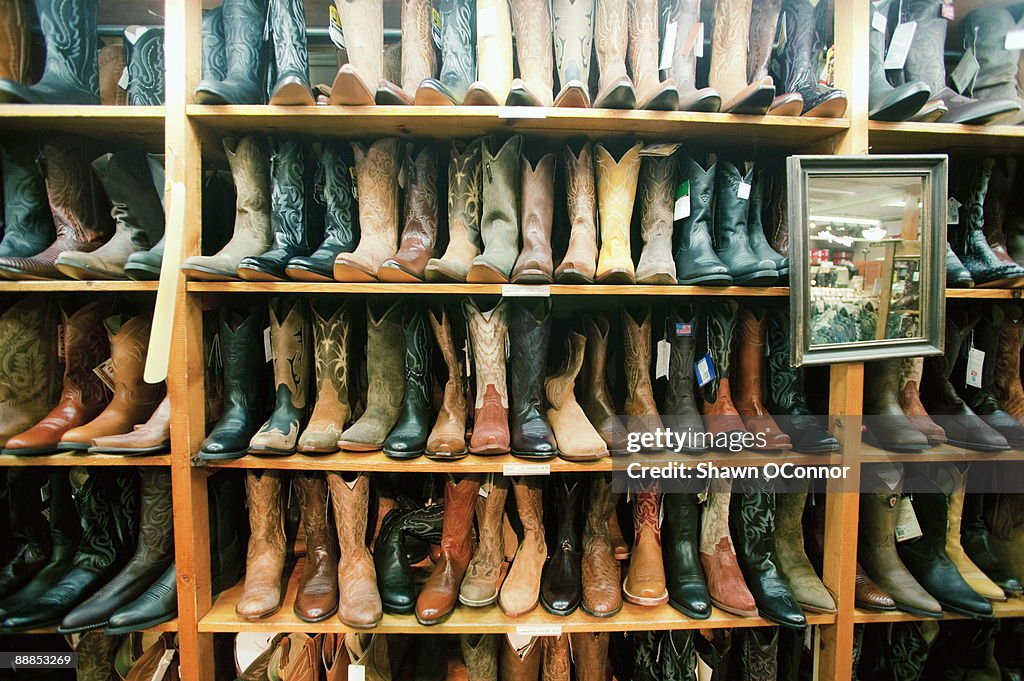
[939,465,1006,602]
[327,473,383,628]
[465,0,513,105]
[376,0,435,105]
[460,476,510,606]
[499,477,546,616]
[464,298,511,455]
[594,142,641,283]
[665,0,720,111]
[581,474,623,617]
[545,332,608,461]
[593,0,635,108]
[623,485,669,605]
[426,309,468,459]
[708,0,775,114]
[334,139,400,282]
[298,301,351,453]
[552,0,594,107]
[511,153,555,283]
[627,0,677,110]
[236,470,287,619]
[555,142,598,282]
[634,155,677,284]
[329,0,383,105]
[508,0,554,106]
[425,139,483,282]
[622,307,665,446]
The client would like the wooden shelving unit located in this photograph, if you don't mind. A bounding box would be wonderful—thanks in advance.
[0,452,171,467]
[853,599,1024,624]
[186,282,792,296]
[0,105,165,145]
[0,281,159,293]
[860,444,1024,464]
[869,121,1024,155]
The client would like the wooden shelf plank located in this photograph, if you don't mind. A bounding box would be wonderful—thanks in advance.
[869,121,1024,155]
[860,444,1024,464]
[0,105,165,144]
[21,619,179,635]
[0,452,171,467]
[946,288,1023,299]
[186,282,791,296]
[200,560,836,633]
[188,106,849,150]
[854,599,1024,624]
[0,280,159,293]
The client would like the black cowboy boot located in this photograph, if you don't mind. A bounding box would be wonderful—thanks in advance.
[863,359,931,452]
[208,472,248,595]
[239,138,320,281]
[731,628,779,681]
[508,301,557,459]
[963,306,1024,447]
[540,476,582,616]
[416,0,475,105]
[268,0,313,104]
[125,27,166,105]
[0,469,51,600]
[661,304,706,454]
[747,169,788,280]
[673,154,730,286]
[661,630,697,681]
[867,0,929,121]
[775,0,847,117]
[766,307,839,453]
[962,469,1023,595]
[713,161,778,286]
[662,493,711,620]
[198,307,266,461]
[860,621,936,681]
[201,6,227,82]
[375,504,444,614]
[195,0,268,104]
[384,310,433,459]
[0,0,99,103]
[952,159,1024,287]
[0,143,54,259]
[947,243,975,288]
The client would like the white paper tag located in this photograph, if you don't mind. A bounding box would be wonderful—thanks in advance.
[478,6,498,37]
[93,358,116,392]
[950,46,979,95]
[463,339,472,378]
[947,197,961,225]
[695,353,715,388]
[348,665,366,681]
[117,67,129,90]
[502,284,550,297]
[895,497,923,542]
[884,21,917,70]
[328,6,346,50]
[151,650,177,681]
[263,327,273,363]
[660,21,678,71]
[502,463,551,477]
[516,624,562,637]
[41,481,50,503]
[639,142,681,157]
[1006,29,1024,50]
[498,107,548,119]
[966,348,984,388]
[912,270,920,282]
[692,22,704,58]
[872,10,887,34]
[674,194,690,221]
[655,340,670,379]
[737,181,751,200]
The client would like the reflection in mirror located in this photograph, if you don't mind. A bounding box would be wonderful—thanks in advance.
[807,175,926,347]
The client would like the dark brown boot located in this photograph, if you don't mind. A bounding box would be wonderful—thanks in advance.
[293,473,338,623]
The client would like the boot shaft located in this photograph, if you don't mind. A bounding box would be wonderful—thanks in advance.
[219,307,266,411]
[0,298,60,411]
[125,26,165,106]
[509,0,554,99]
[627,0,663,94]
[436,0,476,101]
[400,143,440,251]
[465,298,510,407]
[91,152,165,250]
[37,0,100,96]
[315,142,358,251]
[400,308,432,411]
[0,0,30,83]
[41,140,113,245]
[133,470,175,564]
[245,469,284,543]
[269,0,309,79]
[674,154,716,254]
[268,298,310,410]
[622,307,655,404]
[448,138,483,247]
[595,142,642,237]
[59,298,113,409]
[225,136,272,236]
[508,301,551,414]
[963,7,1021,99]
[713,161,755,250]
[441,477,481,554]
[70,468,137,571]
[222,0,269,80]
[748,0,782,84]
[632,488,661,543]
[594,0,629,83]
[364,301,406,405]
[519,153,556,248]
[482,135,523,236]
[553,477,582,548]
[310,300,351,413]
[512,477,544,535]
[777,0,827,93]
[564,142,596,234]
[583,474,616,545]
[553,0,594,87]
[765,306,807,414]
[638,155,675,243]
[1,143,54,249]
[328,473,370,552]
[735,308,768,408]
[46,471,82,558]
[729,488,778,567]
[202,6,226,82]
[104,313,157,401]
[352,138,401,247]
[704,300,739,401]
[664,306,698,415]
[269,138,317,253]
[664,0,698,91]
[294,473,335,554]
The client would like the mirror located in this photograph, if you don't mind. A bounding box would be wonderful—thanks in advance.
[787,155,948,366]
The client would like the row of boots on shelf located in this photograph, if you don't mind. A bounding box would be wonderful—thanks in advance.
[0,298,168,456]
[864,304,1024,453]
[0,0,164,105]
[53,631,179,681]
[180,135,789,286]
[198,0,846,117]
[0,140,167,281]
[196,298,837,461]
[234,470,832,633]
[231,627,812,681]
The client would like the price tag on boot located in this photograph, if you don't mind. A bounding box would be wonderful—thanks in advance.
[329,6,346,50]
[894,497,923,542]
[883,21,917,71]
[737,180,751,201]
[950,46,979,95]
[348,665,366,681]
[694,352,716,388]
[93,358,116,392]
[263,326,273,363]
[432,7,443,49]
[674,181,691,221]
[655,339,671,379]
[947,196,961,224]
[1006,29,1024,50]
[871,9,887,34]
[966,347,985,388]
[478,6,498,37]
[660,21,678,71]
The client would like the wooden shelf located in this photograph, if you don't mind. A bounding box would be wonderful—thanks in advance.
[0,105,165,145]
[0,452,171,467]
[0,280,159,293]
[200,450,845,472]
[188,106,849,151]
[187,282,791,296]
[947,288,1024,299]
[20,619,178,635]
[200,560,836,634]
[860,444,1024,464]
[854,599,1024,624]
[869,121,1024,155]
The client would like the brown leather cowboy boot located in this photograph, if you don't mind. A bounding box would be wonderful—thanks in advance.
[623,485,669,606]
[236,470,287,620]
[327,472,383,628]
[700,478,757,616]
[898,357,947,444]
[293,473,339,623]
[555,142,598,282]
[334,139,400,282]
[511,153,555,283]
[499,477,546,616]
[426,309,469,459]
[581,474,623,617]
[460,476,509,607]
[376,0,435,105]
[378,143,440,282]
[416,476,481,624]
[703,300,748,440]
[733,308,792,451]
[580,315,628,454]
[994,303,1024,422]
[622,307,665,451]
[465,298,511,455]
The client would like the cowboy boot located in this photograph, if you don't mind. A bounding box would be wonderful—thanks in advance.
[858,466,943,618]
[377,0,435,104]
[546,333,608,461]
[947,242,975,288]
[426,308,468,459]
[501,635,542,681]
[98,43,127,102]
[581,315,628,454]
[287,142,359,282]
[673,154,730,285]
[512,153,556,283]
[555,142,598,282]
[499,477,546,616]
[249,299,311,455]
[980,159,1024,287]
[88,394,170,455]
[634,155,677,285]
[985,483,1024,585]
[508,301,557,458]
[775,0,847,117]
[239,138,318,281]
[951,159,1024,288]
[460,476,509,607]
[864,359,931,452]
[660,305,705,453]
[384,309,432,458]
[327,473,383,628]
[868,0,929,121]
[0,143,54,260]
[581,474,622,617]
[552,0,594,107]
[965,305,1024,446]
[465,0,513,105]
[460,634,498,681]
[0,141,112,280]
[897,357,946,444]
[0,0,99,103]
[59,470,174,633]
[291,474,339,623]
[465,298,510,454]
[201,6,226,82]
[703,300,747,439]
[622,307,664,450]
[183,137,272,281]
[328,0,382,105]
[542,634,570,681]
[416,477,481,624]
[595,142,641,283]
[234,470,287,620]
[774,483,835,614]
[379,144,440,282]
[747,169,788,278]
[730,481,807,630]
[0,0,29,84]
[628,0,678,110]
[540,478,583,615]
[124,26,165,105]
[3,298,110,455]
[198,307,265,460]
[338,302,405,451]
[297,301,351,453]
[334,138,400,282]
[714,161,778,285]
[963,475,1023,595]
[765,306,838,453]
[856,562,896,611]
[60,314,164,449]
[709,0,775,114]
[123,156,187,281]
[969,7,1024,121]
[374,503,443,615]
[0,470,50,600]
[468,136,522,283]
[994,304,1024,422]
[861,620,937,681]
[416,0,475,105]
[55,152,164,280]
[195,0,267,104]
[700,478,758,616]
[593,0,635,108]
[508,0,555,106]
[937,465,1005,602]
[267,0,313,104]
[662,492,711,619]
[733,308,792,451]
[426,139,482,282]
[749,0,804,115]
[661,0,719,112]
[624,486,669,606]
